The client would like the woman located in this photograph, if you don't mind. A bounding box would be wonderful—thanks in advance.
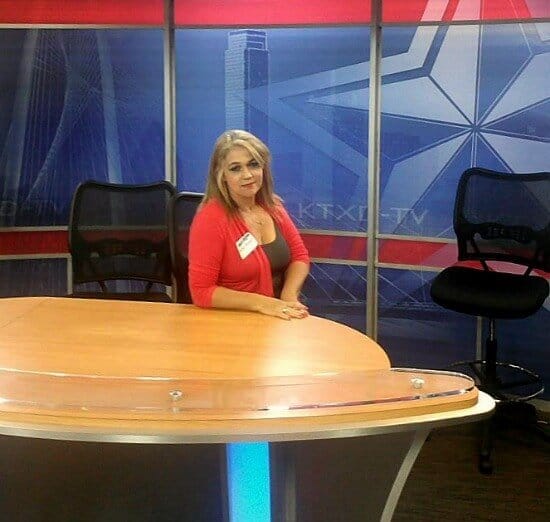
[188,130,310,320]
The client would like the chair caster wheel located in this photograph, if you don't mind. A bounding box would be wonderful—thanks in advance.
[479,454,493,475]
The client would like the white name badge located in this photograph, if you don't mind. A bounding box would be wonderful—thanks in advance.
[236,232,259,259]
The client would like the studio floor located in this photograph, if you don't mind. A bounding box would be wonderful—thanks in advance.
[394,415,550,522]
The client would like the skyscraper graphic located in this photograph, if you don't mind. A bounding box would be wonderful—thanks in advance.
[224,30,269,141]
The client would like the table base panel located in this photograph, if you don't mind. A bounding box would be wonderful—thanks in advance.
[270,430,428,522]
[0,435,227,522]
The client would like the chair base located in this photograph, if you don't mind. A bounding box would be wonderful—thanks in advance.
[448,360,544,401]
[479,400,549,475]
[448,359,545,474]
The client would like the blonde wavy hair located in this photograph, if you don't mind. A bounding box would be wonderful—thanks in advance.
[203,130,281,212]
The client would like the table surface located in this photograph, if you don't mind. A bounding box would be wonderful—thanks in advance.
[0,297,493,443]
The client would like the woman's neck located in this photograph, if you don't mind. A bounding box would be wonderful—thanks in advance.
[234,196,257,212]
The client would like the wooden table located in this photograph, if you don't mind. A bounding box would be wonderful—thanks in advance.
[0,297,494,521]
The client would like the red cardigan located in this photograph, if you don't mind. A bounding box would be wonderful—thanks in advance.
[188,199,310,307]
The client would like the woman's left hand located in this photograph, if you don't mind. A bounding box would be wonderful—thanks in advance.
[279,300,309,320]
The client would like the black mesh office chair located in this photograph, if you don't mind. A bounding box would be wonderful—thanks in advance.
[168,191,203,304]
[430,167,550,473]
[68,180,176,302]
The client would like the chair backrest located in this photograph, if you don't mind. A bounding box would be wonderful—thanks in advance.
[168,191,204,303]
[454,168,550,273]
[69,180,177,290]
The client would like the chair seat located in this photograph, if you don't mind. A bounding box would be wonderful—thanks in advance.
[430,266,549,319]
[69,291,173,303]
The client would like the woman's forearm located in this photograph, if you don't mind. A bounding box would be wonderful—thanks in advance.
[280,261,310,302]
[211,286,277,313]
[210,283,308,320]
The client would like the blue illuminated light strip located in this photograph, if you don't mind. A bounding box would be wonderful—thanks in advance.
[226,442,271,522]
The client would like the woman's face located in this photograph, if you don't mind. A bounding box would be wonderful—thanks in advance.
[222,146,263,204]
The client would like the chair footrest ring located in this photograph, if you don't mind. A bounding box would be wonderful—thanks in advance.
[447,360,544,401]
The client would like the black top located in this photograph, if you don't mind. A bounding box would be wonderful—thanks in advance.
[262,223,291,298]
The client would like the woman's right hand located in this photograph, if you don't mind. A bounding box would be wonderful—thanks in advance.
[210,287,309,320]
[258,297,309,320]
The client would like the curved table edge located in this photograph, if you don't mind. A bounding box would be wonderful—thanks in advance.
[0,392,495,444]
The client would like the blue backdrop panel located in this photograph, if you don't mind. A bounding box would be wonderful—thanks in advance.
[0,29,164,227]
[301,262,367,333]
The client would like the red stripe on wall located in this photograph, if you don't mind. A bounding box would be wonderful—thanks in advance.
[302,235,460,267]
[302,233,367,261]
[378,239,458,267]
[0,0,164,25]
[175,0,371,26]
[0,231,68,255]
[382,0,430,23]
[1,0,545,26]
